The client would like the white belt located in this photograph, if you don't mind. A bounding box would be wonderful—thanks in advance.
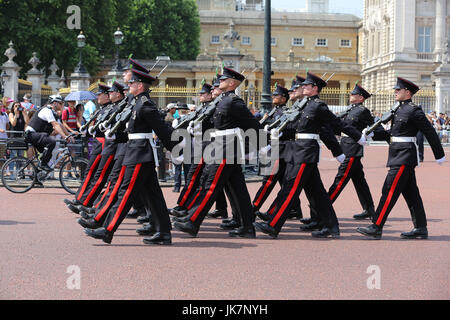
[391,136,420,166]
[25,127,36,133]
[210,128,241,138]
[127,132,159,167]
[128,133,153,140]
[391,137,416,143]
[210,128,245,160]
[295,133,320,141]
[341,133,349,137]
[295,133,321,163]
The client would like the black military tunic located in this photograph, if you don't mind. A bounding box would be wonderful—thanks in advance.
[74,103,112,203]
[183,90,261,232]
[326,103,375,211]
[101,92,176,235]
[371,99,445,228]
[77,99,126,207]
[265,95,362,235]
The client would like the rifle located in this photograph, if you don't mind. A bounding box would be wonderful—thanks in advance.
[259,107,278,125]
[192,95,223,125]
[174,109,201,130]
[267,97,308,131]
[106,99,137,137]
[98,97,130,132]
[80,107,102,132]
[87,104,115,136]
[364,102,401,135]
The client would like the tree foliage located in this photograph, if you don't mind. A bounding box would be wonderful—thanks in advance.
[0,0,200,78]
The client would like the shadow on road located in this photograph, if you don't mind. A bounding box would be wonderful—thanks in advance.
[0,220,35,226]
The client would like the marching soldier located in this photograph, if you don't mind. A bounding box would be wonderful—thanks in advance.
[357,77,445,239]
[173,67,261,238]
[77,59,150,229]
[64,84,112,212]
[252,84,303,220]
[254,72,365,238]
[84,68,177,245]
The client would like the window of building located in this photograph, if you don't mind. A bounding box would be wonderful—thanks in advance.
[292,38,304,46]
[316,38,328,47]
[271,37,277,46]
[417,26,432,52]
[340,39,352,48]
[211,35,220,44]
[241,36,251,45]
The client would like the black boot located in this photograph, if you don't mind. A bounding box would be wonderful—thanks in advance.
[353,206,375,220]
[207,209,228,219]
[229,226,256,238]
[80,210,95,220]
[219,219,241,230]
[127,208,146,219]
[136,223,157,236]
[169,206,187,217]
[256,211,271,222]
[357,224,382,239]
[137,215,150,224]
[77,218,101,229]
[143,232,172,245]
[311,226,340,238]
[299,221,322,232]
[400,227,428,239]
[253,222,278,238]
[84,227,113,244]
[173,221,199,237]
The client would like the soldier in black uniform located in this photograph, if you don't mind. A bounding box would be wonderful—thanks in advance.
[173,67,261,238]
[256,77,345,229]
[252,84,303,219]
[77,59,149,227]
[71,81,125,211]
[254,72,365,238]
[64,84,111,211]
[357,77,445,239]
[324,84,376,220]
[84,68,177,245]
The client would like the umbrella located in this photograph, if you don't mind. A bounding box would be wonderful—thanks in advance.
[65,91,97,101]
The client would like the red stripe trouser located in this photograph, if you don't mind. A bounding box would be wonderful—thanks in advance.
[372,165,427,228]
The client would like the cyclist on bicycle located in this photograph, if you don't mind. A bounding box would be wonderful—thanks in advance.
[25,95,74,171]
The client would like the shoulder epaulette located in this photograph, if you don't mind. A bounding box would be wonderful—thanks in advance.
[141,95,149,103]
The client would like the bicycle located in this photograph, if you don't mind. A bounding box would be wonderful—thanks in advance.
[1,133,89,194]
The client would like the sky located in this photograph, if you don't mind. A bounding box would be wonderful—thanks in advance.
[271,0,364,17]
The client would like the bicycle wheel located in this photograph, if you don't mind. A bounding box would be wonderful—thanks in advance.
[59,157,89,194]
[1,156,37,193]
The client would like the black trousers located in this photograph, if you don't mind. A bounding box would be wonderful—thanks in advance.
[74,146,103,202]
[25,132,55,166]
[102,162,171,234]
[253,159,301,216]
[268,162,338,232]
[77,152,116,207]
[327,156,374,210]
[177,159,228,212]
[372,165,427,229]
[187,161,254,229]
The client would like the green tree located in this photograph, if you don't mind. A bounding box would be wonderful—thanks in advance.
[0,0,200,78]
[118,0,201,60]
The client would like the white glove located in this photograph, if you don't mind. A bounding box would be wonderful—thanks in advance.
[270,129,283,139]
[264,124,270,133]
[436,156,445,166]
[362,128,374,139]
[105,129,115,140]
[80,129,87,136]
[88,126,95,136]
[336,154,345,163]
[357,133,367,146]
[259,145,271,157]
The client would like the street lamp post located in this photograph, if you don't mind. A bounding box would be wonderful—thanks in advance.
[0,70,10,97]
[260,0,272,114]
[74,31,87,73]
[112,28,124,71]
